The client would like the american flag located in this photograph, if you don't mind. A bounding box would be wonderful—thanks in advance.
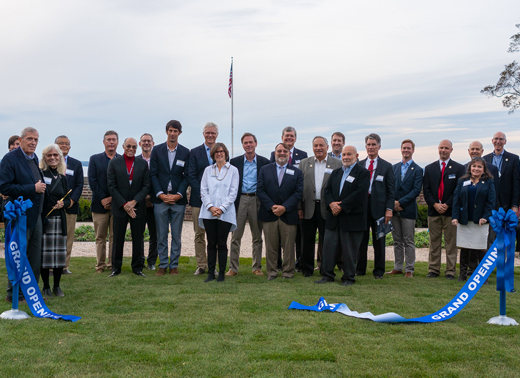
[228,62,233,98]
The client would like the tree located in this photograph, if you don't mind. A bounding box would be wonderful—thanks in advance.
[481,23,520,114]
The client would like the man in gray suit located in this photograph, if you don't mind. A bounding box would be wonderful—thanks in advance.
[107,137,151,277]
[299,136,342,277]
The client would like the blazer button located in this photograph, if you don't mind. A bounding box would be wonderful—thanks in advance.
[474,205,477,208]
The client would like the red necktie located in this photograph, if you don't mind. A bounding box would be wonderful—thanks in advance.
[368,159,374,180]
[288,152,292,165]
[438,161,446,201]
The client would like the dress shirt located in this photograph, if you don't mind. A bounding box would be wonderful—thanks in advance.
[242,155,257,193]
[365,156,378,194]
[276,162,288,179]
[330,152,341,159]
[492,150,504,173]
[142,155,151,168]
[205,144,213,165]
[339,162,356,193]
[401,159,413,180]
[167,145,178,192]
[438,158,451,170]
[314,156,328,200]
[21,148,35,160]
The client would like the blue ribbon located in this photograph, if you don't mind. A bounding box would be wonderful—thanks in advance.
[489,208,516,292]
[4,198,81,322]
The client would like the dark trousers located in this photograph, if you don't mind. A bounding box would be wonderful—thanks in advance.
[203,219,232,274]
[143,206,158,265]
[7,215,42,299]
[112,215,145,273]
[357,197,386,277]
[321,228,363,283]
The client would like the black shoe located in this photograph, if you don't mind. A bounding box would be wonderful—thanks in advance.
[109,270,121,277]
[355,271,366,276]
[267,276,277,281]
[53,287,65,297]
[341,281,354,287]
[426,272,439,278]
[295,268,302,273]
[134,271,146,277]
[446,275,455,280]
[303,273,312,277]
[205,275,215,283]
[374,275,383,280]
[458,275,467,282]
[314,278,333,284]
[217,274,225,282]
[42,288,53,297]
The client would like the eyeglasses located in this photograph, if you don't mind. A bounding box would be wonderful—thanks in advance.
[57,142,70,146]
[125,145,137,149]
[46,154,60,158]
[214,150,225,154]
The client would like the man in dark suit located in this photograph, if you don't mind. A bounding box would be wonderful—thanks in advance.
[107,137,150,277]
[258,142,303,280]
[315,145,370,286]
[356,133,395,279]
[88,130,120,273]
[299,136,342,277]
[137,133,158,270]
[386,139,423,278]
[150,120,190,276]
[328,132,345,160]
[423,139,465,279]
[187,122,219,275]
[228,132,270,276]
[55,135,84,275]
[269,126,308,271]
[0,127,46,302]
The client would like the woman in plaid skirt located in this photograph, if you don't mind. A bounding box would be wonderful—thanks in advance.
[40,144,71,297]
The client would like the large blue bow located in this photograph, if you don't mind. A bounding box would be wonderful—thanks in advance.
[3,197,33,221]
[489,208,517,293]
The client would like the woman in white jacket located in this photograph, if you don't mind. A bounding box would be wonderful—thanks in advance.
[199,143,239,282]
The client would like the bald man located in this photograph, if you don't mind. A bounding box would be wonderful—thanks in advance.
[423,140,465,279]
[315,146,370,287]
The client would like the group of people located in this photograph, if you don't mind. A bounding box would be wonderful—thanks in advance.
[0,123,517,301]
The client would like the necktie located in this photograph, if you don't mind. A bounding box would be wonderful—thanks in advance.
[288,152,292,165]
[438,162,446,201]
[368,159,374,180]
[278,166,284,186]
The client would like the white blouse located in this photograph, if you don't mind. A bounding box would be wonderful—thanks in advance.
[198,162,239,231]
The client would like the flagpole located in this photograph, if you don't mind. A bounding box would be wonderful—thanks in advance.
[230,57,234,157]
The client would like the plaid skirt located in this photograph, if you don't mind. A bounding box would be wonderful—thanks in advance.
[41,215,67,269]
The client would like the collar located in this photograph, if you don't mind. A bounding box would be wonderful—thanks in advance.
[402,159,413,166]
[124,154,135,162]
[244,154,257,163]
[167,144,178,153]
[21,148,35,160]
[342,162,357,172]
[439,158,450,165]
[314,155,328,163]
[493,150,505,157]
[204,143,212,151]
[367,156,378,163]
[276,163,288,170]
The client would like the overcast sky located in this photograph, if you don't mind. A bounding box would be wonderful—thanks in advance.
[1,0,520,167]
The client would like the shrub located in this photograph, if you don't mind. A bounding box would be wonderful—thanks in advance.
[415,204,428,228]
[77,198,92,221]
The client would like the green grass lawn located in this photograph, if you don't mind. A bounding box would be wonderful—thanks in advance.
[1,257,519,378]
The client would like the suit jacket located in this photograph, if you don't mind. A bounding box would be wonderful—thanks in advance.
[188,144,212,208]
[392,161,423,219]
[423,159,465,217]
[229,153,270,210]
[359,157,395,219]
[452,178,495,225]
[464,160,500,210]
[149,142,190,205]
[88,151,120,213]
[64,155,84,215]
[483,150,520,210]
[0,148,45,229]
[299,155,342,219]
[257,163,303,225]
[107,156,150,218]
[270,147,308,168]
[324,164,370,232]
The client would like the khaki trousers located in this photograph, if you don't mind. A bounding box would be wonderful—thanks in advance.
[191,207,208,269]
[428,215,458,275]
[263,219,297,278]
[230,196,263,272]
[65,213,77,269]
[92,212,114,271]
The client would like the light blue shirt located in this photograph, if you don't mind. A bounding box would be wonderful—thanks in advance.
[205,144,213,165]
[492,150,504,172]
[276,162,288,184]
[339,162,356,193]
[401,159,413,180]
[242,155,257,193]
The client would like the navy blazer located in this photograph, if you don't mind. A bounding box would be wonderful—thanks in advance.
[257,163,303,225]
[452,178,495,225]
[423,159,465,217]
[483,150,520,210]
[64,155,84,215]
[149,142,190,205]
[0,148,44,229]
[188,144,212,208]
[359,157,395,219]
[230,153,270,210]
[270,147,308,167]
[392,161,423,219]
[107,156,151,218]
[464,161,500,210]
[88,151,121,214]
[324,164,370,232]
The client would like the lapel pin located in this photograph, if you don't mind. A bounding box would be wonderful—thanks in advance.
[506,158,509,161]
[310,165,313,167]
[449,166,452,169]
[411,167,414,170]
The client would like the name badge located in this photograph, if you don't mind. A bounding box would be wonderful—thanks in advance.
[286,169,295,175]
[176,160,185,167]
[66,169,74,176]
[463,180,471,186]
[44,177,52,185]
[325,168,333,174]
[346,175,355,183]
[449,174,456,179]
[295,160,301,164]
[375,175,384,182]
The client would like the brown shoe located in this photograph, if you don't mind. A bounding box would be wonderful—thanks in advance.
[225,269,237,276]
[155,268,167,276]
[404,272,414,278]
[169,267,179,275]
[252,269,264,276]
[385,269,404,275]
[96,268,104,274]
